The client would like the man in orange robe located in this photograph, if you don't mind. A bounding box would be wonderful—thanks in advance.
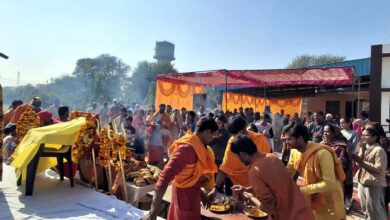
[149,104,172,150]
[10,103,32,123]
[230,135,314,220]
[3,108,14,126]
[143,116,219,220]
[211,116,269,195]
[3,100,23,125]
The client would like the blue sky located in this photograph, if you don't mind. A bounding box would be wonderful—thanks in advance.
[1,0,389,86]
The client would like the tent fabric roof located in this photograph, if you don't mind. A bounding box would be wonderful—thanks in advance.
[156,67,355,88]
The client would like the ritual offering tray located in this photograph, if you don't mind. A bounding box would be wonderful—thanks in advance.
[243,206,268,219]
[209,196,232,213]
[125,163,161,187]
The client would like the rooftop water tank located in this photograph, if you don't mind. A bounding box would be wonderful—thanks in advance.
[154,41,175,63]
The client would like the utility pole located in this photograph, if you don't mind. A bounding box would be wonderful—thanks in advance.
[17,71,20,87]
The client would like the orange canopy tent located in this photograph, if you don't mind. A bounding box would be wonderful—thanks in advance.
[155,67,355,114]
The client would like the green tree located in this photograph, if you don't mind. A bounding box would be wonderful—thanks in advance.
[205,87,221,109]
[3,75,96,111]
[73,54,130,107]
[127,61,177,105]
[3,84,37,106]
[42,75,85,109]
[286,54,346,69]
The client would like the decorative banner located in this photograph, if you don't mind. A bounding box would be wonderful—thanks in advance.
[155,79,205,110]
[222,92,302,116]
[157,80,176,96]
[155,80,302,116]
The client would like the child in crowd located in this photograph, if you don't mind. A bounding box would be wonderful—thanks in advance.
[2,123,18,163]
[124,116,145,160]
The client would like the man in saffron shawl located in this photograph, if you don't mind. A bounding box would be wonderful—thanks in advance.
[284,123,346,220]
[143,116,219,220]
[230,134,314,220]
[3,100,23,125]
[212,116,269,195]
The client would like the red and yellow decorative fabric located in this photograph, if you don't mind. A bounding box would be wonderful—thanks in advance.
[155,79,205,110]
[222,91,302,115]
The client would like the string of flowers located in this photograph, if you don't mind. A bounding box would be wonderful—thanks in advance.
[16,105,40,141]
[72,120,96,158]
[98,128,113,168]
[117,134,127,160]
[110,133,129,171]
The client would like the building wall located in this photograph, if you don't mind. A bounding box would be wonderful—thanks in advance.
[381,44,390,124]
[305,91,369,118]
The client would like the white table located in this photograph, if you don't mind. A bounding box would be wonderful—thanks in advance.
[0,165,152,220]
[126,181,156,206]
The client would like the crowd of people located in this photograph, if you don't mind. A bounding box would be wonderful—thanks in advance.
[2,97,389,220]
[138,104,388,220]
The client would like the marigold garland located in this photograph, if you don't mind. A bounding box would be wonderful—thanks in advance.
[117,134,127,160]
[72,120,96,158]
[16,105,40,141]
[111,134,128,171]
[70,111,92,120]
[98,128,113,168]
[98,126,131,171]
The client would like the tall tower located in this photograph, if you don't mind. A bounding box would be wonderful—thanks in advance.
[154,41,175,64]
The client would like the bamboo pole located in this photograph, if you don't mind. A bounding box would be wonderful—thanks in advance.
[107,162,113,193]
[91,119,100,191]
[91,147,99,190]
[96,119,100,134]
[118,150,129,203]
[121,123,127,140]
[106,167,112,194]
[106,125,113,194]
[112,117,119,134]
[119,123,129,203]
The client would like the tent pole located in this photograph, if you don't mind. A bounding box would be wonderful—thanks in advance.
[357,77,361,117]
[264,86,267,109]
[225,70,228,112]
[351,76,355,118]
